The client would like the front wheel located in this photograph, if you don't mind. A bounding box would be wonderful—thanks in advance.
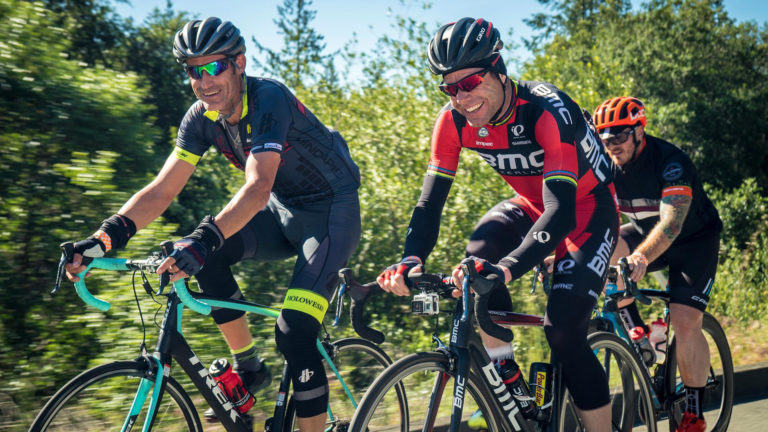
[29,360,201,432]
[349,351,500,432]
[282,337,406,432]
[558,332,658,432]
[665,312,733,432]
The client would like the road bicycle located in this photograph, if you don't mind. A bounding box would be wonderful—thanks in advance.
[589,259,733,432]
[345,258,657,432]
[29,242,406,432]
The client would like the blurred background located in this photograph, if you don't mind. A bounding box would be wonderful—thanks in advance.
[1,0,767,428]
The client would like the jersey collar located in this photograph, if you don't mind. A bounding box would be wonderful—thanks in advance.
[203,75,248,122]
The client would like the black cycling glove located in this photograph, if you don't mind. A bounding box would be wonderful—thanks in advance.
[378,256,423,288]
[468,256,507,282]
[168,215,225,276]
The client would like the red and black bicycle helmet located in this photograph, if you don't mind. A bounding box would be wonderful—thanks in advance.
[427,17,505,76]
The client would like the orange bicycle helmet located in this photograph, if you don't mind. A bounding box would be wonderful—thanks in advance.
[592,97,647,132]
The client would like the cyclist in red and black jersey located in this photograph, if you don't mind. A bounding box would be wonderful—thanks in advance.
[594,97,722,432]
[64,18,360,431]
[377,18,618,431]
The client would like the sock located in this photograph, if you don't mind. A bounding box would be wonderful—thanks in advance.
[619,302,648,332]
[684,386,704,418]
[486,343,515,362]
[231,341,263,373]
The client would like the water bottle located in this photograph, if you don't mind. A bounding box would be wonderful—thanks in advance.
[209,358,254,414]
[629,326,656,366]
[649,318,668,364]
[497,359,538,419]
[528,362,553,422]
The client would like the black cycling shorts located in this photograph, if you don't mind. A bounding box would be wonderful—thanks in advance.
[620,224,718,311]
[194,192,361,324]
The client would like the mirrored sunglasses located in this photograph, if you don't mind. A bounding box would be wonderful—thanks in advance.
[185,57,235,80]
[602,127,636,146]
[439,68,490,97]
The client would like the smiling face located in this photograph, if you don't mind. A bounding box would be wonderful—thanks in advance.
[186,53,245,114]
[443,67,506,127]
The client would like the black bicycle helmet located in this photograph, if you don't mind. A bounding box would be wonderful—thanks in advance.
[427,17,505,76]
[173,17,245,64]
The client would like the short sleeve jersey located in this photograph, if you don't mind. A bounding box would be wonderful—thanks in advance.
[175,76,360,205]
[429,80,614,209]
[612,135,722,241]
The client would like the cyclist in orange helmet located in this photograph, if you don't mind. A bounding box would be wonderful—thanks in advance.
[594,97,723,432]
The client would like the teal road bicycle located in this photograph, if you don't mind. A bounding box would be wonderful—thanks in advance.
[28,242,406,432]
[584,259,734,432]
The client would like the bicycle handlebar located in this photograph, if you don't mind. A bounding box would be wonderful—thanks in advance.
[616,258,652,306]
[460,258,514,342]
[337,268,385,344]
[55,242,212,315]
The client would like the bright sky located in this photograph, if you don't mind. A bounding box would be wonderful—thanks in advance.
[115,0,768,81]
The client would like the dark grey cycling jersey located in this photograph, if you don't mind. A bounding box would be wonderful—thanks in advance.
[175,76,360,205]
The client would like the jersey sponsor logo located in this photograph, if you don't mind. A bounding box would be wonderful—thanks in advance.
[555,259,576,274]
[587,228,615,277]
[475,140,494,147]
[480,362,522,430]
[478,149,545,172]
[299,368,314,383]
[511,124,525,136]
[662,162,684,181]
[478,127,489,137]
[530,84,573,125]
[552,283,574,291]
[532,231,551,243]
[264,142,283,151]
[579,130,610,182]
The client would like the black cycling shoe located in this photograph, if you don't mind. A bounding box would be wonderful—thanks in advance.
[204,361,272,422]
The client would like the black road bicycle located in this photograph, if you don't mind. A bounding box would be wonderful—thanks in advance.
[29,242,406,432]
[344,258,657,432]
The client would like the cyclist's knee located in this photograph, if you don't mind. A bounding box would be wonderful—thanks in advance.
[669,303,704,337]
[275,292,329,418]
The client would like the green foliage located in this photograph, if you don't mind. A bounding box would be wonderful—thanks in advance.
[522,0,768,190]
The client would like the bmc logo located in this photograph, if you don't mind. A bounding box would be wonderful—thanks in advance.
[530,84,573,125]
[478,149,544,170]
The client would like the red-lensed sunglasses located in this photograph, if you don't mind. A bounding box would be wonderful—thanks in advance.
[184,56,236,80]
[438,68,491,97]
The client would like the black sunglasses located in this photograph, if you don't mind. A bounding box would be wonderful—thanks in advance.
[602,127,637,146]
[184,56,236,80]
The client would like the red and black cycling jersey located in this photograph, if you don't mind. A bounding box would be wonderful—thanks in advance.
[175,76,360,205]
[612,134,722,241]
[404,80,617,279]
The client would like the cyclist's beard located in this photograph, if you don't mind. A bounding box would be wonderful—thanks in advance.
[218,73,246,122]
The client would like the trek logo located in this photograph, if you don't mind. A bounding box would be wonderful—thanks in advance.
[579,130,610,182]
[587,228,615,277]
[189,355,238,423]
[480,362,522,430]
[453,375,466,408]
[299,368,314,383]
[530,84,573,125]
[478,149,544,171]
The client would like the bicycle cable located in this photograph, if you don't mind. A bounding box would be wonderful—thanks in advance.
[131,269,148,352]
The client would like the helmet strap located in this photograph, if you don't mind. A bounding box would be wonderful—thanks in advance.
[489,75,516,126]
[629,129,645,162]
[218,70,247,123]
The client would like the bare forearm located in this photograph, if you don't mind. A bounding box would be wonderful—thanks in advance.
[635,194,691,262]
[118,185,176,230]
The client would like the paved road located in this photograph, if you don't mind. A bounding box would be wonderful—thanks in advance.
[654,398,766,431]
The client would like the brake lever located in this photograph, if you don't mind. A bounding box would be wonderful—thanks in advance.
[52,242,75,295]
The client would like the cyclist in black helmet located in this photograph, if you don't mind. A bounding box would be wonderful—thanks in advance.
[65,17,361,431]
[379,17,617,431]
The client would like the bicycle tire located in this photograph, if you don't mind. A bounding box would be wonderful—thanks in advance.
[558,332,657,432]
[28,360,201,432]
[665,312,733,432]
[282,337,406,432]
[349,351,501,432]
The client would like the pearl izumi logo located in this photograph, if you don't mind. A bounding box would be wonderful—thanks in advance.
[299,368,314,383]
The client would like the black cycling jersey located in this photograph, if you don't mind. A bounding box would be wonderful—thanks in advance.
[175,76,360,205]
[612,135,722,241]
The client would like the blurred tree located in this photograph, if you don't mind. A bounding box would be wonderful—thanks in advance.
[250,0,336,90]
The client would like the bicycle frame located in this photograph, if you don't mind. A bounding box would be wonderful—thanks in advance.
[67,256,362,432]
[431,276,556,432]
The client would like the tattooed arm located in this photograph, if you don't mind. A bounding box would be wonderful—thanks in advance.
[625,191,692,281]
